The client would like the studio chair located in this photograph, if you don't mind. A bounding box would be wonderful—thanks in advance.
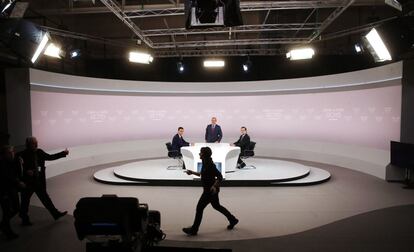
[165,142,184,170]
[240,141,256,169]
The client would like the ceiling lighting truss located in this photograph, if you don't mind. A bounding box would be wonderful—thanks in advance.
[142,23,321,37]
[152,37,310,49]
[124,1,365,18]
[99,0,153,47]
[308,0,355,42]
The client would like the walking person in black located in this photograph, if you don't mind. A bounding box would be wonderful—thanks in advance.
[183,147,238,235]
[0,145,25,240]
[17,137,69,226]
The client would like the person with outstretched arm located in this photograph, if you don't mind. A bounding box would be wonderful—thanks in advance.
[17,137,69,226]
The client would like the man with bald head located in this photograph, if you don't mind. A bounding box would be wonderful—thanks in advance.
[17,137,69,226]
[205,117,223,143]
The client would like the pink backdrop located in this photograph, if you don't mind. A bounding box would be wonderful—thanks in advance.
[31,85,401,150]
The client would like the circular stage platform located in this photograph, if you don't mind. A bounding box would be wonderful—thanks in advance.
[94,158,331,186]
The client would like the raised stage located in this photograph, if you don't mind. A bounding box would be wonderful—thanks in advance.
[93,158,331,186]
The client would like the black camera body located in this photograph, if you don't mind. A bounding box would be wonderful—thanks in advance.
[74,195,164,252]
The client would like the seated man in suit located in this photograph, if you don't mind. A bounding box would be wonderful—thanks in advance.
[231,126,250,168]
[172,127,191,169]
[205,117,223,143]
[172,127,191,154]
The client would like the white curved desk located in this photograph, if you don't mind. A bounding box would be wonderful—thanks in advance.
[181,143,240,178]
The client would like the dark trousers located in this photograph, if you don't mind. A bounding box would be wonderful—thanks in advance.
[191,191,235,231]
[237,155,244,165]
[20,185,59,221]
[0,191,20,234]
[237,148,246,166]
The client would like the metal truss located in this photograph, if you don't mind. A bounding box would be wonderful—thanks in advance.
[308,0,356,42]
[125,1,364,18]
[154,48,286,58]
[43,1,382,16]
[142,23,321,37]
[41,16,394,58]
[99,0,154,47]
[98,0,359,53]
[153,37,310,49]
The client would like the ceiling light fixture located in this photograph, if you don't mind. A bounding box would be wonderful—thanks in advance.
[1,0,13,14]
[204,59,225,68]
[70,49,81,58]
[286,48,315,60]
[242,59,252,72]
[129,51,153,64]
[31,32,49,63]
[354,44,363,53]
[177,61,185,73]
[44,43,62,58]
[364,28,392,62]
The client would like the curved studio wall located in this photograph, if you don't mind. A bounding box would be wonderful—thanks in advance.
[29,62,402,179]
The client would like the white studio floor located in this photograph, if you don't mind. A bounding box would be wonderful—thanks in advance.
[93,158,331,186]
[23,157,414,243]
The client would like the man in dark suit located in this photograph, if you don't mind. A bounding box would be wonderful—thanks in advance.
[172,127,190,154]
[231,126,250,168]
[0,145,25,240]
[205,117,223,143]
[17,137,69,226]
[171,127,191,169]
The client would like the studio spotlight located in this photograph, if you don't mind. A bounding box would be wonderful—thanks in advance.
[364,28,392,62]
[203,59,225,68]
[129,51,153,64]
[70,49,81,58]
[1,0,13,13]
[44,43,62,58]
[354,44,363,53]
[242,59,252,72]
[177,61,185,73]
[31,32,49,64]
[385,0,402,11]
[286,48,315,60]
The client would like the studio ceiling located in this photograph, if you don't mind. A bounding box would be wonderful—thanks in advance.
[7,0,411,58]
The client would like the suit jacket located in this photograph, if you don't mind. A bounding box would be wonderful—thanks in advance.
[0,158,22,194]
[205,124,223,143]
[17,149,67,186]
[171,134,190,153]
[234,133,250,154]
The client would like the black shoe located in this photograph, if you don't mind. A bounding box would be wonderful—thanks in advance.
[182,227,197,236]
[227,218,239,230]
[5,232,19,240]
[240,163,246,169]
[53,211,67,220]
[1,224,18,239]
[21,220,33,226]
